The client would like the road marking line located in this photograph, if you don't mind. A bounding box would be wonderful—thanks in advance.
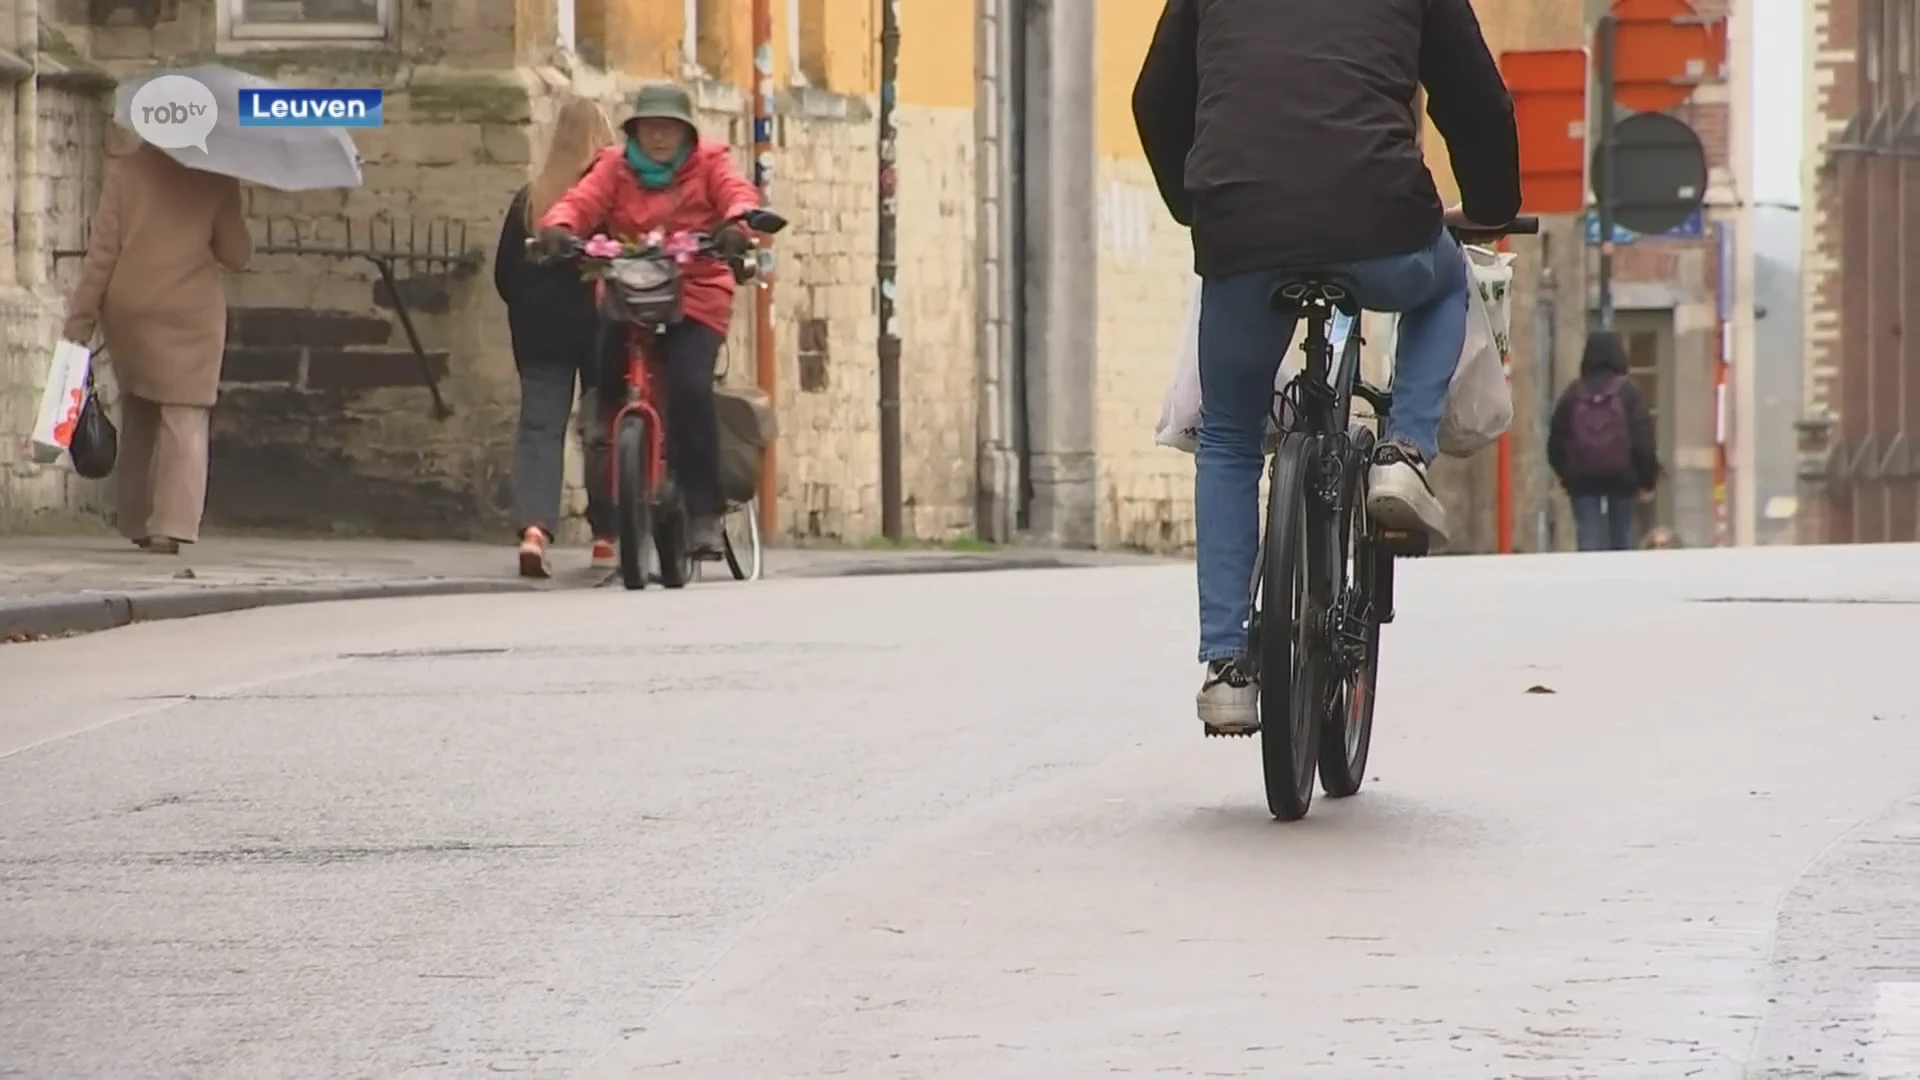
[1872,982,1920,1078]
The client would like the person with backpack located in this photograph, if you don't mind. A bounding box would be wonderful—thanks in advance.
[1547,330,1660,551]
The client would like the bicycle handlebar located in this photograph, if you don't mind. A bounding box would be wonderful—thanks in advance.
[526,231,727,264]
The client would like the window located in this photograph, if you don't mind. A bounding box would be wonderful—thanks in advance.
[224,0,392,41]
[786,0,807,85]
[683,0,700,75]
[1864,0,1883,109]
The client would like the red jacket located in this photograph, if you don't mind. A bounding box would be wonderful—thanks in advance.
[539,140,760,335]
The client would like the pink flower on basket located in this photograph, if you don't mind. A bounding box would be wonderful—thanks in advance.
[660,230,700,265]
[582,234,624,260]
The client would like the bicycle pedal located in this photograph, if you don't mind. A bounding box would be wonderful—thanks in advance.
[1203,725,1258,738]
[1376,528,1430,557]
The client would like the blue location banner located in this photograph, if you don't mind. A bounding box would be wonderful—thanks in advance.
[237,88,383,128]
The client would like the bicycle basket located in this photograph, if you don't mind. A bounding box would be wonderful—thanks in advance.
[600,254,683,325]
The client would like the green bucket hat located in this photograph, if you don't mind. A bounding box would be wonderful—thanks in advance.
[623,81,695,135]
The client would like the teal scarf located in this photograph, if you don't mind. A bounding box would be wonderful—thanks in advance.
[626,137,689,190]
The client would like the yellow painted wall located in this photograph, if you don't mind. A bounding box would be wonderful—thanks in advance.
[1096,0,1161,160]
[897,0,975,109]
[591,0,972,108]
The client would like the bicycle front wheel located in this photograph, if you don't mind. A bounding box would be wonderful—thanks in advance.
[1258,432,1329,821]
[615,414,653,591]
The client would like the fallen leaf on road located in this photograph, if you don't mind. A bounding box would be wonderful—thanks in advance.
[1525,684,1557,695]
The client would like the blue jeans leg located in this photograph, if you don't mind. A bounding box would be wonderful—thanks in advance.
[1195,269,1299,662]
[1570,494,1608,551]
[1606,493,1637,550]
[1341,230,1470,461]
[1192,230,1465,662]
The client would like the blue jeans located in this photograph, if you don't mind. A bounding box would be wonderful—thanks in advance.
[1195,229,1470,662]
[1570,493,1636,551]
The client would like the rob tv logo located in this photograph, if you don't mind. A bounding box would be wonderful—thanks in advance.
[238,87,383,128]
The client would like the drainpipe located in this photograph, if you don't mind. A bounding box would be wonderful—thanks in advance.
[15,2,44,289]
[973,0,1020,541]
[750,0,779,537]
[1535,233,1557,552]
[877,0,902,540]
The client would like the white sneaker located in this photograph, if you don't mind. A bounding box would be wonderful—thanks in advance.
[1366,441,1448,547]
[1197,660,1259,735]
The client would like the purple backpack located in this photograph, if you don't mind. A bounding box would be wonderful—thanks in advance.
[1565,377,1633,482]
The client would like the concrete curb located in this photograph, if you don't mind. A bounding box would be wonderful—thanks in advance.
[778,553,1135,578]
[0,551,1171,639]
[0,578,540,639]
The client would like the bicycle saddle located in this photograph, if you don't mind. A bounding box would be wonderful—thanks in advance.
[1267,272,1362,318]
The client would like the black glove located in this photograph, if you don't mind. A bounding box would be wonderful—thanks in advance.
[533,226,574,260]
[713,222,753,258]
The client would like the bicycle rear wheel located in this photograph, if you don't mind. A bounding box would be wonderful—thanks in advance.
[653,499,693,589]
[1257,432,1329,821]
[722,498,763,581]
[1318,426,1381,798]
[615,414,653,591]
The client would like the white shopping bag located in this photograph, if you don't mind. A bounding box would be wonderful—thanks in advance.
[1153,277,1356,455]
[30,340,94,463]
[1435,243,1516,457]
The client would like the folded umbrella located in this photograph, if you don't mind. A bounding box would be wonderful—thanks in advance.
[112,64,363,191]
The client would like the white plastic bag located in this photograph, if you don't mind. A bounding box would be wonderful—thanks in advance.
[1435,243,1516,457]
[30,340,94,463]
[1153,278,1356,455]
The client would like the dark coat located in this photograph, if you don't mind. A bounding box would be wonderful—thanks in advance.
[1131,0,1522,277]
[493,186,617,377]
[1547,331,1662,497]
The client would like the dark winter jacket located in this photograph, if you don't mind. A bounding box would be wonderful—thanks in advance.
[1547,331,1661,497]
[493,186,617,377]
[1131,0,1522,277]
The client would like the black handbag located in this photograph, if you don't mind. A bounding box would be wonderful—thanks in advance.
[68,365,117,480]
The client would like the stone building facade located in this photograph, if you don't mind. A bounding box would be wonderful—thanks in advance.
[0,6,116,529]
[0,0,1207,551]
[1,0,1757,556]
[1798,0,1920,545]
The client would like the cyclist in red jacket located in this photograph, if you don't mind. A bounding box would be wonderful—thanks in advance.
[536,82,761,558]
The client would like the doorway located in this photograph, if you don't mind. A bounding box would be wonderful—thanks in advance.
[1613,308,1676,542]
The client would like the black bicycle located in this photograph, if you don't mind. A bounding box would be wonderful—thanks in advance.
[1241,215,1539,821]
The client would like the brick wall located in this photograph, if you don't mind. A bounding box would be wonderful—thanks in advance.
[1801,0,1920,545]
[1093,160,1195,553]
[0,63,115,531]
[1799,0,1856,544]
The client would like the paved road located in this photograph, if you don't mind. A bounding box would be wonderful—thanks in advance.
[3,545,1919,1078]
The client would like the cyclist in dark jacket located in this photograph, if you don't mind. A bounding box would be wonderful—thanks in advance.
[1133,0,1522,734]
[1547,330,1661,552]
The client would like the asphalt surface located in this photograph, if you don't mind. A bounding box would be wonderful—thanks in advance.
[3,544,1919,1078]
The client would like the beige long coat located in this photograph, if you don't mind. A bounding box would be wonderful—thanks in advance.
[63,137,253,407]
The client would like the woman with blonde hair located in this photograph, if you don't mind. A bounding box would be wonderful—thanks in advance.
[494,95,619,576]
[63,124,252,555]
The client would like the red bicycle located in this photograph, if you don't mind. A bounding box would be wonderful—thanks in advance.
[533,208,788,590]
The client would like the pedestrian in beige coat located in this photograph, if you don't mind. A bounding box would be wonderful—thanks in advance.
[62,127,253,553]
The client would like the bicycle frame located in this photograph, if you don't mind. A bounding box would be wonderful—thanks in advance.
[598,300,670,501]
